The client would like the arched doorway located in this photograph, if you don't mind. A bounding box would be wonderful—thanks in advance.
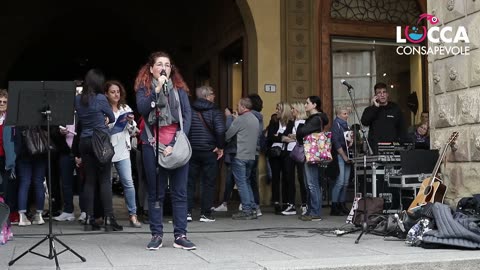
[1,0,259,212]
[2,1,258,111]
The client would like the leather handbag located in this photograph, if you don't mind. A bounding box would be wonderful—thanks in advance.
[303,131,333,165]
[92,128,115,164]
[22,127,56,155]
[289,142,305,163]
[267,146,283,158]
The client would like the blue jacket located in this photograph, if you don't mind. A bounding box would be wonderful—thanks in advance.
[75,94,114,138]
[189,98,225,151]
[331,117,349,153]
[136,87,191,147]
[3,125,16,171]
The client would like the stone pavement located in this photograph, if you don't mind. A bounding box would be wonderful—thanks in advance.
[2,207,480,270]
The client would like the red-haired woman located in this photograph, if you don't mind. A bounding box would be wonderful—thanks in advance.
[135,51,195,250]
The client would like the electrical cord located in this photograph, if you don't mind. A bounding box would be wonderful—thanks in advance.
[12,226,343,239]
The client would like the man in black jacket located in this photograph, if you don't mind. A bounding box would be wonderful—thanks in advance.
[187,86,225,222]
[361,82,406,154]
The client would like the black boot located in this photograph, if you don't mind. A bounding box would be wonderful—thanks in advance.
[105,216,123,232]
[330,203,343,216]
[84,215,101,231]
[340,202,350,215]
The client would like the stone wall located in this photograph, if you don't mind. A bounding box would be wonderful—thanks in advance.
[429,0,480,206]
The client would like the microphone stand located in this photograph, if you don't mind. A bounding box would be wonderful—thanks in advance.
[343,84,374,244]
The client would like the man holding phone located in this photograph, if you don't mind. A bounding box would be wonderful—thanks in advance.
[361,82,406,154]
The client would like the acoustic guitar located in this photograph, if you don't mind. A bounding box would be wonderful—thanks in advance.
[407,131,459,214]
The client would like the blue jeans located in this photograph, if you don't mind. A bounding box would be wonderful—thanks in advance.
[248,155,260,205]
[231,158,256,212]
[113,158,137,216]
[59,153,75,213]
[17,158,47,212]
[303,163,322,216]
[331,154,351,203]
[188,151,218,215]
[222,161,235,203]
[143,145,188,237]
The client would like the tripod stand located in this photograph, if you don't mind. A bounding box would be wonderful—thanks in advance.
[6,81,85,269]
[342,82,374,244]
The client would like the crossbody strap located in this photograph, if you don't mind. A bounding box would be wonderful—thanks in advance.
[144,89,184,154]
[196,110,214,135]
[173,89,184,131]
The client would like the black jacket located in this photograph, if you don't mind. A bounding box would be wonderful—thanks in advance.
[188,98,225,151]
[360,102,406,153]
[296,112,329,145]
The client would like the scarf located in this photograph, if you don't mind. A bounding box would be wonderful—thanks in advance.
[148,79,179,127]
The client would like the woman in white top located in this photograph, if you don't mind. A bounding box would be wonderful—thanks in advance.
[266,102,295,214]
[285,101,308,215]
[105,80,141,228]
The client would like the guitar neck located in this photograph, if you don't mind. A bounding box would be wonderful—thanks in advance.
[430,144,449,184]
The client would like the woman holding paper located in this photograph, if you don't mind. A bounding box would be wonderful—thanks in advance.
[105,80,141,228]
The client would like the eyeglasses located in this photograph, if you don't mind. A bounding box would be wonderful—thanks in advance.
[156,63,171,68]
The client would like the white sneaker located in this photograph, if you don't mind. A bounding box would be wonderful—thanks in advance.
[77,212,86,222]
[301,204,308,216]
[199,215,216,222]
[238,203,242,211]
[54,212,75,222]
[187,212,193,222]
[18,212,31,226]
[32,213,45,225]
[281,204,297,216]
[213,203,228,212]
[256,208,263,217]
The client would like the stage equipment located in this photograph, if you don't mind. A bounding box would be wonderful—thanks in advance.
[7,81,85,270]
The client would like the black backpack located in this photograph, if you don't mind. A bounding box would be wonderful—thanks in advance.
[92,128,114,164]
[456,194,480,216]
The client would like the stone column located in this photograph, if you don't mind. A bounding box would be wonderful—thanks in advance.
[429,0,480,206]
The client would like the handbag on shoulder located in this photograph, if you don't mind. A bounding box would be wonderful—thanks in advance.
[303,131,333,165]
[22,126,56,155]
[289,142,305,163]
[92,128,115,164]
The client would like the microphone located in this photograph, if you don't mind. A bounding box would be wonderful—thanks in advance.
[340,79,354,89]
[160,70,168,95]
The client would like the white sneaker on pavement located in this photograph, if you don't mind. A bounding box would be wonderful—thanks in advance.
[32,213,45,225]
[19,212,31,226]
[281,204,297,216]
[301,204,308,216]
[77,212,87,222]
[54,212,75,221]
[213,203,228,212]
[256,208,263,217]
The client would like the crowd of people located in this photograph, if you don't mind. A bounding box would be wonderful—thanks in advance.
[0,51,430,251]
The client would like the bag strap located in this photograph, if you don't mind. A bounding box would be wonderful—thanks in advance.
[173,89,184,131]
[144,89,184,155]
[196,110,214,135]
